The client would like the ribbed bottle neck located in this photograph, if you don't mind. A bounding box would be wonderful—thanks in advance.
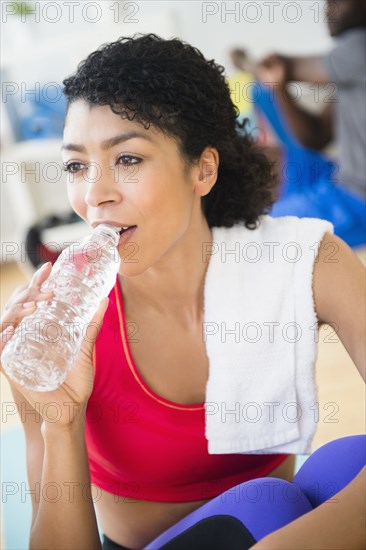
[91,223,120,247]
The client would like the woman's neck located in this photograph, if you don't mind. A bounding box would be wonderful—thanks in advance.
[119,216,213,325]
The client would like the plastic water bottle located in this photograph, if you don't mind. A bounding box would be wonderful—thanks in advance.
[2,223,121,391]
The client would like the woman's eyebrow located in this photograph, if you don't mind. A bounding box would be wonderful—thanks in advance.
[61,131,154,152]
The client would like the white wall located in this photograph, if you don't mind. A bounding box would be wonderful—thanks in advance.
[1,1,335,94]
[169,0,334,70]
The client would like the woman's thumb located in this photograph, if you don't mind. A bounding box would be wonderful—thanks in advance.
[80,297,109,356]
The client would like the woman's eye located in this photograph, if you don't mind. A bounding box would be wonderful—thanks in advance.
[63,162,85,174]
[117,155,141,167]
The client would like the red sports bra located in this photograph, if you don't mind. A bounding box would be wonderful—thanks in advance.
[85,277,288,502]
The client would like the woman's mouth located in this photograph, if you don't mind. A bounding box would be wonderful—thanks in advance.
[118,225,137,246]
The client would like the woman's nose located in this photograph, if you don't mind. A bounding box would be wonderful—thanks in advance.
[84,163,120,207]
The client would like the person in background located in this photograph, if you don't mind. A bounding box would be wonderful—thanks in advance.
[231,0,366,202]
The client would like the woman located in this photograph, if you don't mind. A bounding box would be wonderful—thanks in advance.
[1,34,365,550]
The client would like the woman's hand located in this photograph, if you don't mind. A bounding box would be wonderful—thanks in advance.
[0,262,109,429]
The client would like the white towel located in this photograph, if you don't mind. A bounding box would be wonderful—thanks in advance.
[203,215,334,455]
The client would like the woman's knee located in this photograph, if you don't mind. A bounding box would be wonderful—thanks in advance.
[212,477,312,541]
[293,435,366,507]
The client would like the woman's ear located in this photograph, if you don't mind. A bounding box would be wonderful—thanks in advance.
[194,147,219,197]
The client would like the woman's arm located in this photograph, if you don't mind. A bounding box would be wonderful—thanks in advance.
[0,267,108,549]
[30,420,102,550]
[7,383,102,550]
[253,232,366,549]
[312,232,366,382]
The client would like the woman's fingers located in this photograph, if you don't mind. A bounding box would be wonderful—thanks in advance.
[29,261,53,288]
[7,284,28,303]
[1,302,33,330]
[3,263,54,310]
[3,263,53,310]
[0,292,54,333]
[1,263,55,333]
[1,287,54,326]
[7,286,54,308]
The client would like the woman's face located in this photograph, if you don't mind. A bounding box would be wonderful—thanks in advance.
[62,100,206,275]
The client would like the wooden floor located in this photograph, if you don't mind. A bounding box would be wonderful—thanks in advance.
[1,253,365,546]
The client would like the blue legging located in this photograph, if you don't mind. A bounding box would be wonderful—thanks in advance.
[140,435,365,549]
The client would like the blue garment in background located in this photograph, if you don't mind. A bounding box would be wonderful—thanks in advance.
[253,82,366,248]
[19,93,67,140]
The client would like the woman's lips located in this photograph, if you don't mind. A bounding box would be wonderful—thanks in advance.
[118,225,137,246]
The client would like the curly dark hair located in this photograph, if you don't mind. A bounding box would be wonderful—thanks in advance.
[62,33,277,229]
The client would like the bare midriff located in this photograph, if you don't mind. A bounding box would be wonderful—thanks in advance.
[94,455,295,549]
